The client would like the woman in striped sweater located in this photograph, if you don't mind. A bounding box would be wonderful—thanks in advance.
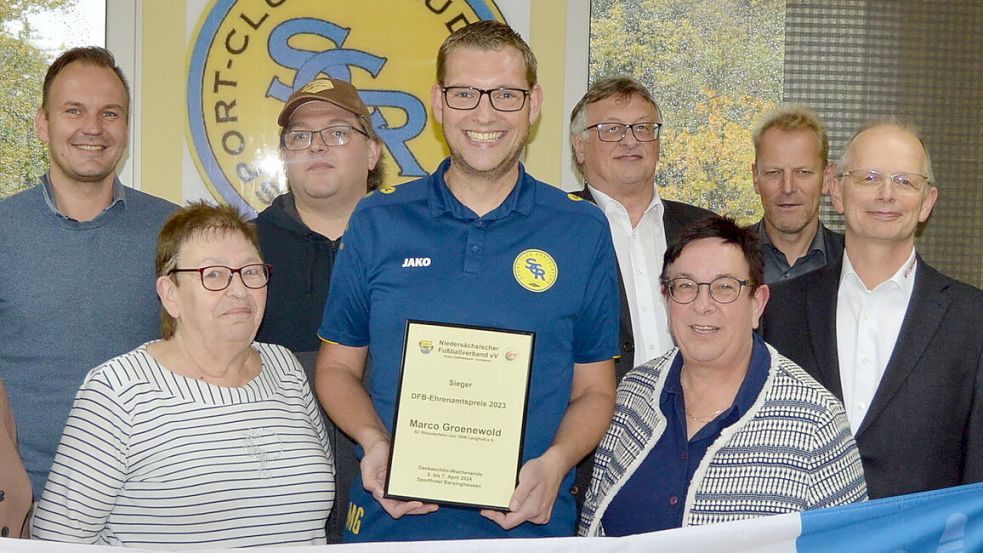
[33,202,335,549]
[580,216,867,537]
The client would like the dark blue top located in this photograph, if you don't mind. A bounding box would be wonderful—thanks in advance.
[255,192,339,354]
[601,334,771,535]
[320,159,620,541]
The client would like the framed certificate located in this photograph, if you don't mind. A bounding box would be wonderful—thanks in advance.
[385,320,534,510]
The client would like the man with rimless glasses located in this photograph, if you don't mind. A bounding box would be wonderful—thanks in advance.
[567,77,713,511]
[315,21,619,541]
[762,121,983,499]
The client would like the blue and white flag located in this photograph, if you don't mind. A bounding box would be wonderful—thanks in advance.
[6,483,982,552]
[797,482,983,553]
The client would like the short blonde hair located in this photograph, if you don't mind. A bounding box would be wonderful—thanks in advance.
[751,104,829,168]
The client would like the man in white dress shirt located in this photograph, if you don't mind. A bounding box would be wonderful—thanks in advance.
[568,77,713,507]
[570,77,713,378]
[761,120,983,498]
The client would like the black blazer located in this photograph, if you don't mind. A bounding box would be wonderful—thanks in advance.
[572,188,714,507]
[760,255,983,499]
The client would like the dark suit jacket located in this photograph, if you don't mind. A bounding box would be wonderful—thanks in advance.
[760,255,983,499]
[572,188,714,507]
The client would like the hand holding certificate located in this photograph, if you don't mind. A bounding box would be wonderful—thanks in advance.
[362,439,440,519]
[385,321,534,510]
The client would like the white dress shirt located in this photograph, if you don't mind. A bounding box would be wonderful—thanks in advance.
[588,184,673,367]
[836,248,918,434]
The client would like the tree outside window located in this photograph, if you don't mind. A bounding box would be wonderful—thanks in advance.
[1,0,104,199]
[590,0,784,224]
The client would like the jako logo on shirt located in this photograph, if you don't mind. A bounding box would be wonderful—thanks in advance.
[402,257,432,268]
[187,0,505,217]
[513,249,558,292]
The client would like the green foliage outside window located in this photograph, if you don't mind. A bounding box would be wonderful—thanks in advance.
[0,0,75,198]
[590,0,784,224]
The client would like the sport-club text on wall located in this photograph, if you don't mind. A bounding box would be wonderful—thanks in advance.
[187,0,504,216]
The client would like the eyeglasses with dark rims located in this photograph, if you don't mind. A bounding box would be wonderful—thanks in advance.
[584,122,662,142]
[168,264,273,291]
[662,276,754,304]
[441,86,531,112]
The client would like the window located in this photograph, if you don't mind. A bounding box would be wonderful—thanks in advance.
[590,0,784,225]
[590,1,983,287]
[0,0,106,198]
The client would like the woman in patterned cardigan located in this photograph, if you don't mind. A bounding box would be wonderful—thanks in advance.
[580,216,866,537]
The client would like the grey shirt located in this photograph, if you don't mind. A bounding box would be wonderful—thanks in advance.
[754,220,844,284]
[0,176,177,495]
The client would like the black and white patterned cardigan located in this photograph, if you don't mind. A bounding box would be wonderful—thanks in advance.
[579,343,868,536]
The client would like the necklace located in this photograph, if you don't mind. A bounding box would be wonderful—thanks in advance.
[685,408,726,424]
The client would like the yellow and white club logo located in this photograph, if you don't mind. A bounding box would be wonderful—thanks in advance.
[513,249,558,293]
[187,0,504,216]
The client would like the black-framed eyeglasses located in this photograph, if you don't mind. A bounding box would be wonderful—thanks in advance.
[169,264,273,291]
[837,169,929,194]
[662,276,754,304]
[282,125,369,151]
[441,86,530,112]
[584,122,662,142]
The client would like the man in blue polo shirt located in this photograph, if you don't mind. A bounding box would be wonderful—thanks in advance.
[315,21,620,542]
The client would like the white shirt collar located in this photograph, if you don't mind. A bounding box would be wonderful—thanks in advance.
[840,247,918,295]
[586,182,664,222]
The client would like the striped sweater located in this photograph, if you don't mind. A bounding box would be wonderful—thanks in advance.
[32,342,335,549]
[580,343,867,536]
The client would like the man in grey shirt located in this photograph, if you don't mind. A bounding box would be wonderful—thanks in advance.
[0,47,175,495]
[749,104,843,283]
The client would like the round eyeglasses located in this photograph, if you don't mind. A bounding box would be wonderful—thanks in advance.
[837,169,929,194]
[584,122,662,142]
[169,264,272,291]
[282,125,369,151]
[441,86,530,112]
[662,276,753,304]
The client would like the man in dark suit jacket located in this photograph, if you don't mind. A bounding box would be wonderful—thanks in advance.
[569,77,714,507]
[761,121,983,499]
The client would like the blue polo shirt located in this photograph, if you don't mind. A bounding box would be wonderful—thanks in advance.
[319,158,620,541]
[601,334,771,535]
